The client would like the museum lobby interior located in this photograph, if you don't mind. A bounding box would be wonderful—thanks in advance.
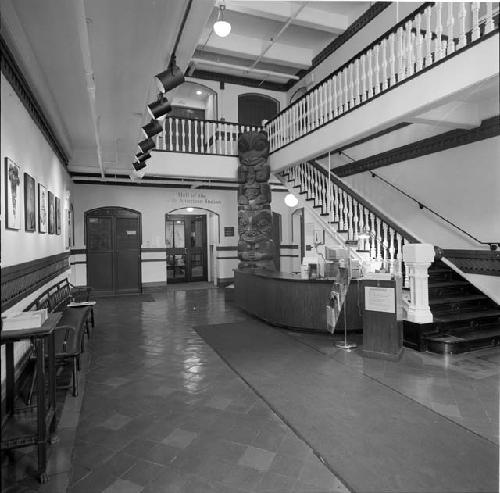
[1,1,499,492]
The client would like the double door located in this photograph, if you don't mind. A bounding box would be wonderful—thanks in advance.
[166,214,207,283]
[86,207,142,294]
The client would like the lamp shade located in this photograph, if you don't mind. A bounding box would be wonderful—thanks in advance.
[148,96,172,119]
[213,19,231,37]
[138,138,155,154]
[284,193,298,207]
[133,160,147,171]
[142,119,163,138]
[155,64,184,93]
[134,152,151,164]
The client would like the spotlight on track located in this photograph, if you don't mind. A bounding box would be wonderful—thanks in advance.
[142,120,162,138]
[134,152,151,164]
[133,160,147,171]
[155,60,184,93]
[138,138,155,154]
[148,95,172,119]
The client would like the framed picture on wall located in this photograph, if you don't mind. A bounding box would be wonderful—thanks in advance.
[5,157,22,230]
[38,184,47,233]
[48,191,55,234]
[24,172,36,232]
[55,196,61,235]
[66,203,74,249]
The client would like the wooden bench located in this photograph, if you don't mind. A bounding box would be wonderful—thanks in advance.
[24,279,95,397]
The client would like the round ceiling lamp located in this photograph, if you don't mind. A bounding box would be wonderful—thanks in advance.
[213,3,231,38]
[284,193,298,207]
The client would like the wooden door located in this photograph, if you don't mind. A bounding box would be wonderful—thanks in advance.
[238,93,279,126]
[166,214,207,283]
[86,207,141,294]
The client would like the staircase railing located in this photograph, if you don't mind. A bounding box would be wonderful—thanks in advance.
[155,116,261,156]
[279,161,419,276]
[265,2,499,153]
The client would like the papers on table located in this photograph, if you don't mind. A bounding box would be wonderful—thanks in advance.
[67,301,96,307]
[2,309,48,331]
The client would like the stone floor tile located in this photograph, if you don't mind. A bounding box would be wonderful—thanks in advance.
[162,428,199,449]
[100,413,133,431]
[238,446,276,472]
[102,478,143,493]
[121,459,167,486]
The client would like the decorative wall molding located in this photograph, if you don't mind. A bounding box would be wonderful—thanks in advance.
[312,2,391,68]
[443,250,500,277]
[1,252,70,312]
[334,116,500,177]
[0,34,69,168]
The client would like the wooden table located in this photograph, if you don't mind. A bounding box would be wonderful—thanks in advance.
[1,312,62,483]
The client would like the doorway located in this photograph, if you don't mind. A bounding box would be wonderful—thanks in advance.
[238,93,280,126]
[165,214,207,283]
[86,207,142,294]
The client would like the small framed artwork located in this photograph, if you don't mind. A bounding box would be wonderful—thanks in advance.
[38,184,47,233]
[5,157,22,230]
[24,172,36,232]
[55,196,61,235]
[48,191,55,234]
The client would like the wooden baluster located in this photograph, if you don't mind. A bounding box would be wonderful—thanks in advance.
[333,76,339,117]
[344,69,349,111]
[337,74,344,115]
[364,208,371,252]
[457,2,467,49]
[186,119,191,153]
[181,119,185,152]
[212,123,216,154]
[353,200,359,240]
[375,217,382,262]
[174,118,179,151]
[434,2,443,61]
[367,49,374,99]
[315,89,320,127]
[293,104,297,140]
[354,59,360,105]
[327,79,333,121]
[485,2,494,34]
[168,118,173,151]
[446,3,455,55]
[276,118,280,149]
[415,13,423,72]
[370,213,376,260]
[347,195,354,240]
[397,27,405,82]
[224,123,228,155]
[193,120,198,153]
[361,54,367,102]
[425,6,433,66]
[381,39,388,91]
[389,33,396,86]
[373,45,380,95]
[322,174,327,214]
[471,2,480,41]
[348,64,354,109]
[358,206,365,249]
[318,85,324,125]
[301,98,306,134]
[406,21,414,76]
[332,184,339,223]
[388,228,396,272]
[396,233,403,278]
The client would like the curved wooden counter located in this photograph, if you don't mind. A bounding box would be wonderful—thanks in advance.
[234,270,336,332]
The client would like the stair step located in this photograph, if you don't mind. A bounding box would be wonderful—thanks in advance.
[356,249,371,253]
[337,229,348,233]
[345,240,358,246]
[433,309,500,323]
[299,191,308,195]
[313,205,322,209]
[305,198,315,201]
[429,294,489,305]
[320,213,329,217]
[429,280,469,288]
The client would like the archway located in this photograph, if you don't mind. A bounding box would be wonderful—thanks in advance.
[238,93,280,126]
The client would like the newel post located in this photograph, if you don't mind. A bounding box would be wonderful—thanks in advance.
[403,243,434,323]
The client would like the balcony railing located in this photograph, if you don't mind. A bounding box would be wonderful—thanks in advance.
[155,117,261,156]
[265,2,499,153]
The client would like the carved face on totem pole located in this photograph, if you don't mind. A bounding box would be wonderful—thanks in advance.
[238,130,270,167]
[238,209,273,244]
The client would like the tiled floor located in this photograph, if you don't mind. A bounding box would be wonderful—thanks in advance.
[2,285,499,492]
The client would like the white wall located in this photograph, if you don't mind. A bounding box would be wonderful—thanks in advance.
[187,77,287,124]
[1,73,72,381]
[343,136,500,249]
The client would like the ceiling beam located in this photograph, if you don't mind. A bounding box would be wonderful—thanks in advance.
[407,102,481,130]
[225,1,348,34]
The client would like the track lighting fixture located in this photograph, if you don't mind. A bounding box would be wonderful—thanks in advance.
[155,60,184,93]
[148,95,172,119]
[135,152,151,164]
[138,138,155,154]
[214,2,231,38]
[142,119,163,138]
[133,161,147,171]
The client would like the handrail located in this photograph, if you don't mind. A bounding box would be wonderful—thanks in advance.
[266,2,434,126]
[369,169,500,250]
[163,115,256,127]
[264,2,499,153]
[309,160,419,244]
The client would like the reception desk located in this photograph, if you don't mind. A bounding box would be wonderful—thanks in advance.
[234,270,362,332]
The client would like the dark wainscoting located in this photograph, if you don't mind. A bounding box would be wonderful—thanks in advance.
[443,250,500,277]
[1,252,70,312]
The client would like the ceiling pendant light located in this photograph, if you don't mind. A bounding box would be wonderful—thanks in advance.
[148,95,172,119]
[142,119,162,138]
[213,3,231,38]
[138,138,155,154]
[284,193,298,207]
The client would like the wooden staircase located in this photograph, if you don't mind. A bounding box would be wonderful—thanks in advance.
[279,163,500,356]
[420,260,500,354]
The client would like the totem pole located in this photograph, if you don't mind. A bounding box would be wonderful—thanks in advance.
[237,130,275,270]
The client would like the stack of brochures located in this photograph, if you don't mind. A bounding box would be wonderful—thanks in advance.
[2,309,48,330]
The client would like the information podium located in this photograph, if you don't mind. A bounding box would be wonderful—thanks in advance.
[361,276,403,360]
